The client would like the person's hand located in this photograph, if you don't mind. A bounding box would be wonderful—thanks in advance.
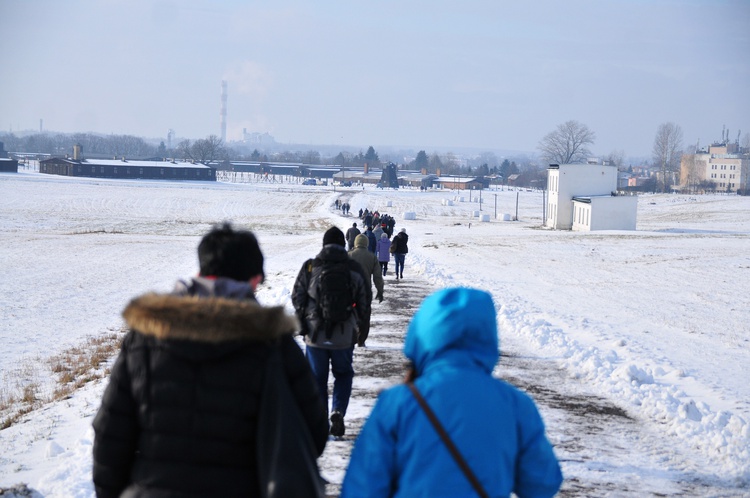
[376,291,383,303]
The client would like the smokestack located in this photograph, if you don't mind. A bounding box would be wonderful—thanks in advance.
[73,143,82,161]
[40,119,43,133]
[364,162,369,174]
[220,80,227,142]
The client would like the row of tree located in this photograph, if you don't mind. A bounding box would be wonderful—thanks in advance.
[537,119,688,192]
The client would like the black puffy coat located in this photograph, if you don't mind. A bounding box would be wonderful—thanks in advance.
[92,281,328,498]
[392,232,409,254]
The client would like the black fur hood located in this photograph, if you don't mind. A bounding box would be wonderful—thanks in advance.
[122,293,298,344]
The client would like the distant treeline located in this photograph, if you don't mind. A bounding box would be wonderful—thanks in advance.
[1,132,160,158]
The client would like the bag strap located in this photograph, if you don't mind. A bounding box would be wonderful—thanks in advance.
[406,382,489,498]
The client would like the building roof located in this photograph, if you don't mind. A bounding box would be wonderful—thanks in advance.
[434,176,479,183]
[45,158,212,169]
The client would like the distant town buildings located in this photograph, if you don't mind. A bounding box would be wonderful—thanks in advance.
[680,142,749,194]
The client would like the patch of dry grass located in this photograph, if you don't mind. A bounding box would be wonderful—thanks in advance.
[0,329,125,430]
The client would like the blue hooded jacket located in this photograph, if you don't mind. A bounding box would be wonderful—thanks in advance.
[342,287,562,498]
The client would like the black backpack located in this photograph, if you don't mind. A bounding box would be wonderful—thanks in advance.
[312,259,353,335]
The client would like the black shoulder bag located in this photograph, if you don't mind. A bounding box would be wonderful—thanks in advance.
[257,341,325,498]
[406,382,489,498]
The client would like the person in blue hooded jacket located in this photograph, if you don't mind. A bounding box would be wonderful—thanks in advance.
[341,287,562,498]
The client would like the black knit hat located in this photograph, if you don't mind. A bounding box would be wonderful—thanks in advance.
[323,226,346,247]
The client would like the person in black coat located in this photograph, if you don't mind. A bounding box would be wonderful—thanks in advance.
[92,223,328,498]
[392,227,409,280]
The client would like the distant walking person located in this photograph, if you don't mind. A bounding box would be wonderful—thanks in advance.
[346,222,361,251]
[92,223,328,497]
[376,233,391,276]
[341,287,563,498]
[349,234,384,347]
[292,227,368,437]
[392,227,409,280]
[363,225,377,253]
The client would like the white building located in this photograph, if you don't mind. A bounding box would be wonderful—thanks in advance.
[546,163,637,231]
[680,142,749,194]
[571,195,638,231]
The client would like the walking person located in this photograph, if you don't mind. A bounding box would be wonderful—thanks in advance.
[376,233,391,277]
[349,234,384,347]
[292,227,368,437]
[363,224,377,253]
[93,223,329,497]
[392,227,409,280]
[341,287,563,498]
[346,222,361,251]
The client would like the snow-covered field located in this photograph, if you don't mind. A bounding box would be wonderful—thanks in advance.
[1,170,748,496]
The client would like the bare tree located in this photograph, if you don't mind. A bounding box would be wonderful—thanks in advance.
[191,135,227,164]
[652,122,683,192]
[679,152,704,194]
[538,120,596,164]
[604,149,626,168]
[176,139,193,161]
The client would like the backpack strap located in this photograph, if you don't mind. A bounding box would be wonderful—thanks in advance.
[406,382,489,498]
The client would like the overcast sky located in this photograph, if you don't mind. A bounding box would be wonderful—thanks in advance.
[2,0,749,158]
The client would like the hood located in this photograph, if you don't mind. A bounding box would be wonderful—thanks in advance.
[404,287,498,376]
[354,234,369,248]
[122,293,297,343]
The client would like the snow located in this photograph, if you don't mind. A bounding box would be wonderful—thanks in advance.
[1,170,749,495]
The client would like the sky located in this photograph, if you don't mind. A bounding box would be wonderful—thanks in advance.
[1,0,749,158]
[0,170,748,495]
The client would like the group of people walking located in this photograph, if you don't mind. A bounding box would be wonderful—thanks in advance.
[334,199,351,215]
[344,214,409,280]
[92,222,562,497]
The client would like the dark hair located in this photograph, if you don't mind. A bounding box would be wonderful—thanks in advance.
[198,223,264,282]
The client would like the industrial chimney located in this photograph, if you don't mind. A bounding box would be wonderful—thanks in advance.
[72,143,82,161]
[220,80,227,142]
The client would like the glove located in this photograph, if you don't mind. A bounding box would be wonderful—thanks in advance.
[376,291,383,303]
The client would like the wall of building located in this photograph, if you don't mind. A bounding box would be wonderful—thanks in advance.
[547,164,618,229]
[591,196,637,230]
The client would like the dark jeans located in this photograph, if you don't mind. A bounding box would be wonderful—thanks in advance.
[394,253,406,276]
[305,345,354,417]
[379,261,388,275]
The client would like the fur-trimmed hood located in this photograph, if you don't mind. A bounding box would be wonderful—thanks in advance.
[122,293,298,343]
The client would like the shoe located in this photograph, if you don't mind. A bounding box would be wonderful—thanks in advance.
[400,274,403,279]
[330,411,345,437]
